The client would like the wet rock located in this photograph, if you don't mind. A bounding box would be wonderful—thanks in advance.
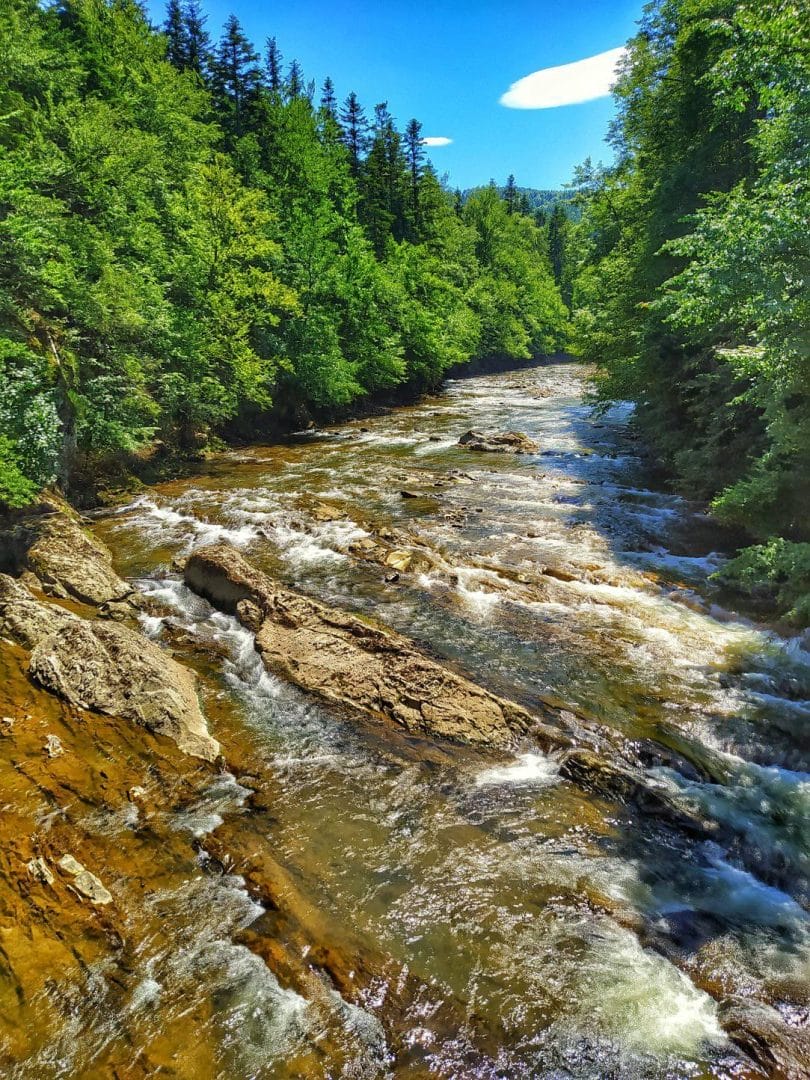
[44,733,64,758]
[399,490,420,499]
[0,573,77,649]
[457,430,539,454]
[57,854,113,905]
[719,996,810,1079]
[29,619,220,762]
[305,500,348,523]
[184,543,546,748]
[558,749,712,836]
[27,857,54,886]
[24,508,132,606]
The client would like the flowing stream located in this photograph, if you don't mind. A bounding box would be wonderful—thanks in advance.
[76,360,810,1077]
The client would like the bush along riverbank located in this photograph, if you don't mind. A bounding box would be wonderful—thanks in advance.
[566,0,810,625]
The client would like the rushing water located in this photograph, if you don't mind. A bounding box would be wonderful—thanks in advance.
[83,360,809,1077]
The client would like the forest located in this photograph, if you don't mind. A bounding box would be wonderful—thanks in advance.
[0,0,569,506]
[1,0,808,619]
[568,0,810,622]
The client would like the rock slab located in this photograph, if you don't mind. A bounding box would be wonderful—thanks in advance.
[184,543,544,748]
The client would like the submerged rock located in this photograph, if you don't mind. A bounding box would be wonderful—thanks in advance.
[457,429,539,454]
[719,997,810,1079]
[184,543,549,748]
[29,619,220,762]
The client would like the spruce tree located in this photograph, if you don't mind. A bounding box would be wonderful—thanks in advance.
[264,36,283,93]
[164,0,187,68]
[339,91,368,175]
[320,76,337,118]
[184,1,211,77]
[404,118,425,237]
[504,173,518,214]
[210,15,261,139]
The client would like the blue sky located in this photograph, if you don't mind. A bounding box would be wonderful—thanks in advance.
[150,0,642,190]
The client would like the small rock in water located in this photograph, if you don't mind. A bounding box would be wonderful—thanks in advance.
[399,490,420,499]
[27,857,55,886]
[58,854,113,905]
[457,430,539,454]
[44,734,64,758]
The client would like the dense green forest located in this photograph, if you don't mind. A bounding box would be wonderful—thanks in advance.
[2,0,807,620]
[568,0,810,623]
[0,0,568,506]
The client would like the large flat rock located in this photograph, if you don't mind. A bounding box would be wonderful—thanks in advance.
[184,543,553,749]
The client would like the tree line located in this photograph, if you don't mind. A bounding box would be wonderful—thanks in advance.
[0,0,569,507]
[567,0,809,623]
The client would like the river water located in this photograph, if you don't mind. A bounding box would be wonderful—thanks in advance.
[82,360,809,1077]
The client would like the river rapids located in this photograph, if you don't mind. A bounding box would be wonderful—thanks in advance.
[11,360,810,1078]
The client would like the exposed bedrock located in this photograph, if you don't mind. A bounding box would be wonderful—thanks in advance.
[0,573,219,761]
[184,542,562,750]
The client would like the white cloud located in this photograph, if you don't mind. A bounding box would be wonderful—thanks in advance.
[421,136,453,147]
[500,46,626,109]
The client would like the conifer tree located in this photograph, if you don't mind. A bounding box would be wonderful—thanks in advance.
[184,0,210,77]
[339,91,368,175]
[320,76,337,118]
[404,118,425,237]
[164,0,187,68]
[264,36,283,93]
[504,173,518,214]
[286,59,303,99]
[210,15,261,138]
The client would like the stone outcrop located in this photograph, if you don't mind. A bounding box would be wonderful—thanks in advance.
[1,496,132,607]
[26,512,133,605]
[29,619,219,761]
[0,573,218,761]
[184,543,550,748]
[457,429,539,454]
[0,573,77,649]
[718,997,810,1080]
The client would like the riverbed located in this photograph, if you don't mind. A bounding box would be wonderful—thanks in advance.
[11,360,809,1077]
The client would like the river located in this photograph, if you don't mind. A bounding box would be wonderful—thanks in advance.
[20,359,809,1077]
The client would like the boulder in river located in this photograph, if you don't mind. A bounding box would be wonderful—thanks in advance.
[457,430,539,454]
[0,573,77,649]
[23,506,133,606]
[29,619,220,762]
[0,573,218,761]
[184,543,554,749]
[718,996,810,1080]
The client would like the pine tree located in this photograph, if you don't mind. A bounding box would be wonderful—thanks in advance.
[264,36,283,93]
[210,15,262,139]
[184,1,210,77]
[339,91,368,175]
[164,0,187,68]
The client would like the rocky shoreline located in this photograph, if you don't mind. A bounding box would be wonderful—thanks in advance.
[0,497,807,1076]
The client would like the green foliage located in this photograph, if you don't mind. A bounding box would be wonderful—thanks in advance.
[0,0,569,503]
[714,540,810,628]
[570,0,809,615]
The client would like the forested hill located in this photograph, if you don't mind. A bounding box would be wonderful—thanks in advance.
[0,0,568,507]
[568,0,810,624]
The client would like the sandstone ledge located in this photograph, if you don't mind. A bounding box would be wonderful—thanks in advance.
[184,543,554,749]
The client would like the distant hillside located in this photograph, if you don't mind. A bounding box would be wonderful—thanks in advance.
[462,186,579,218]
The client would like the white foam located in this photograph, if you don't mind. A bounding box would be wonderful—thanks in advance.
[475,753,559,787]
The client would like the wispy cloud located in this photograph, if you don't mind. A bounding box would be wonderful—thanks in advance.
[421,136,453,147]
[500,46,626,109]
